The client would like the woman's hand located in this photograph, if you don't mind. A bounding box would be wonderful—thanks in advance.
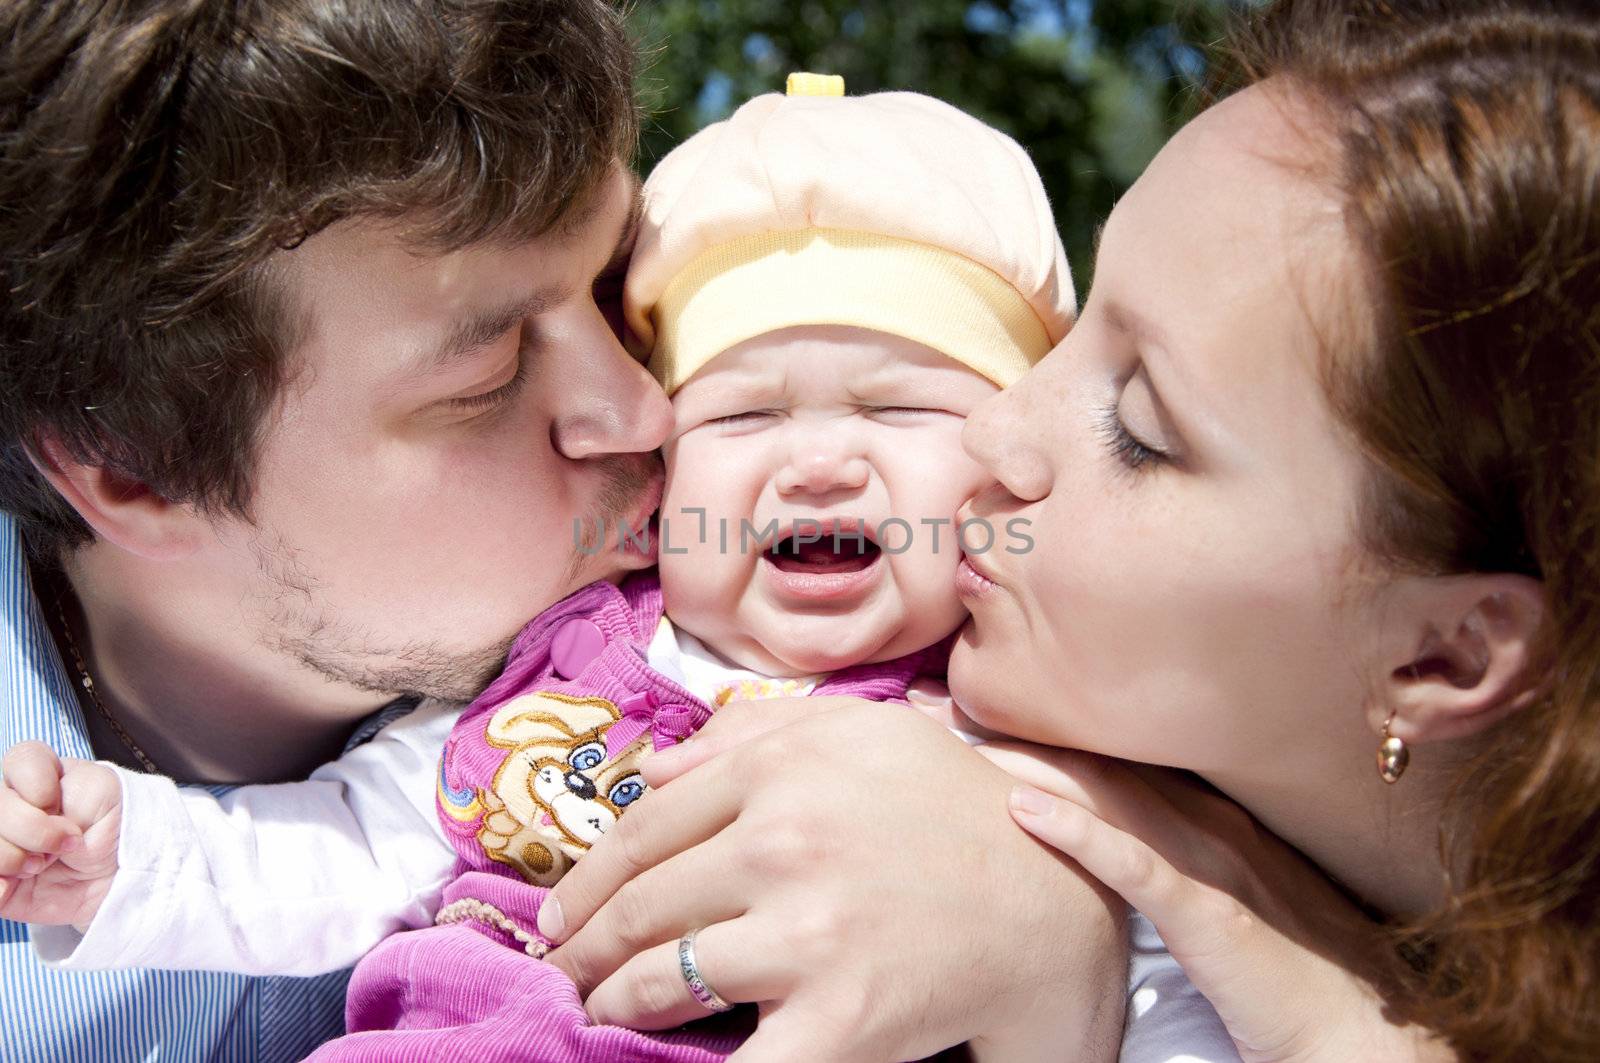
[978,743,1454,1063]
[539,697,1129,1063]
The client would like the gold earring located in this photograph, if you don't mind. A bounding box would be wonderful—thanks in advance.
[1377,710,1409,784]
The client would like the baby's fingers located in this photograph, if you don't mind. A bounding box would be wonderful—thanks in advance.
[2,742,65,813]
[0,837,52,877]
[0,787,81,866]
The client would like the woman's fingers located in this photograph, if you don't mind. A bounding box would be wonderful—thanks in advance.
[583,916,787,1030]
[1007,783,1350,1060]
[978,743,1208,863]
[642,696,866,787]
[541,744,752,946]
[1009,786,1226,956]
[545,821,749,994]
[977,744,1134,816]
[979,745,1253,895]
[730,999,850,1063]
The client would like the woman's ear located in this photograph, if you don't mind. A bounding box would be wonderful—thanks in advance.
[1373,574,1547,744]
[29,435,206,560]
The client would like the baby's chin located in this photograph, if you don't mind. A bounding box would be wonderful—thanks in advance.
[756,605,963,676]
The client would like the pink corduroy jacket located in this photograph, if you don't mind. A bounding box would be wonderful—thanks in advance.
[309,571,949,1062]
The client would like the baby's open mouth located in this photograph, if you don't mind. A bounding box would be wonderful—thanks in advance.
[763,521,882,575]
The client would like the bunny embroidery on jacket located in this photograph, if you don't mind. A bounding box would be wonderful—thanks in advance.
[475,692,651,886]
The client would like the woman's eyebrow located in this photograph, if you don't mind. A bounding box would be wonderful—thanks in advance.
[1103,301,1186,386]
[1103,299,1240,460]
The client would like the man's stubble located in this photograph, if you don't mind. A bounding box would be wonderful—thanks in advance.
[249,454,659,704]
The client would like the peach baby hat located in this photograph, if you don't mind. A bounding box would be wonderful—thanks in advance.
[625,73,1076,393]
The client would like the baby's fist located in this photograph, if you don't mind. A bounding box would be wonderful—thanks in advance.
[0,742,121,929]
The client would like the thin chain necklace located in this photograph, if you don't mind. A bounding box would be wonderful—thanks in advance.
[54,594,159,774]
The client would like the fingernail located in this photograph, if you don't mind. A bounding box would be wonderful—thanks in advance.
[1009,786,1056,817]
[642,739,691,775]
[21,855,46,876]
[536,897,565,942]
[60,836,82,853]
[655,737,692,759]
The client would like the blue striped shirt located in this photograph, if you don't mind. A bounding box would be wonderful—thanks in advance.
[0,511,365,1062]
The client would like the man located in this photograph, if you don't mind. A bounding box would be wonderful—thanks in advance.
[0,1,666,1057]
[1,3,1126,1060]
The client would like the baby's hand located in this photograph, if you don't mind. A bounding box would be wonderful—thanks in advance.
[0,742,121,930]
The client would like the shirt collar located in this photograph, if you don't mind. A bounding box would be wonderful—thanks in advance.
[0,510,93,760]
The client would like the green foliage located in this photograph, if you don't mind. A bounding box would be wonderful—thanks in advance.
[626,1,1241,297]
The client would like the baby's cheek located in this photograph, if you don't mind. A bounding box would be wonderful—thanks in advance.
[882,528,970,645]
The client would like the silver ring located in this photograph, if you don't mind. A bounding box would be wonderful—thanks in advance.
[677,927,733,1013]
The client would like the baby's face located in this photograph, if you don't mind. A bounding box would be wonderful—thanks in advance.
[659,324,999,676]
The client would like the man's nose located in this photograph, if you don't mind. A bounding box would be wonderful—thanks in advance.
[775,448,870,497]
[552,335,673,461]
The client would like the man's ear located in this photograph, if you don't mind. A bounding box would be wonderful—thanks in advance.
[1374,574,1547,745]
[28,435,205,560]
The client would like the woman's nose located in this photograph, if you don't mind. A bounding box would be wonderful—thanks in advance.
[963,374,1054,504]
[775,448,871,497]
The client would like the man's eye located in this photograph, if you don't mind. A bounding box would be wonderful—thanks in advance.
[593,269,626,342]
[447,358,528,413]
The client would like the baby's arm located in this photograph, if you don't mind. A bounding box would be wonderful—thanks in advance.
[5,699,459,976]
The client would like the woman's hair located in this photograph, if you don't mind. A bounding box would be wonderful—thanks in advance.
[0,0,638,560]
[1219,2,1599,1058]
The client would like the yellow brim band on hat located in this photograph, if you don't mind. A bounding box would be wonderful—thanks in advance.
[648,228,1048,394]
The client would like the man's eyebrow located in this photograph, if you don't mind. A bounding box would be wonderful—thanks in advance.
[410,176,643,378]
[1091,221,1108,259]
[561,170,642,259]
[414,288,563,375]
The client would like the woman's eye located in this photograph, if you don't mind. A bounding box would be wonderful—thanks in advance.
[569,742,606,772]
[1097,401,1168,472]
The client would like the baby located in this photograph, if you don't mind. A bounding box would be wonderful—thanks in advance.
[0,76,1232,1062]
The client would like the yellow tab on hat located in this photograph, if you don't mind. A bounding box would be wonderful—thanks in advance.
[786,72,844,97]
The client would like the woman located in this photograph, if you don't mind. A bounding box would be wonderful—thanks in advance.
[952,0,1599,1059]
[536,1,1598,1059]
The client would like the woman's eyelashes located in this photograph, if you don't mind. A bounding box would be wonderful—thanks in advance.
[1096,399,1168,472]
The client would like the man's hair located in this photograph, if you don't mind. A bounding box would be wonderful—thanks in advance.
[0,0,638,559]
